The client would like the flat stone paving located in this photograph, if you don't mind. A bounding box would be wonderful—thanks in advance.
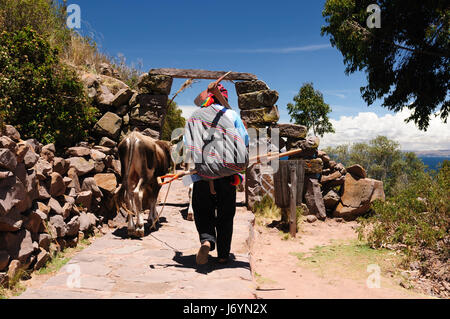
[17,180,256,299]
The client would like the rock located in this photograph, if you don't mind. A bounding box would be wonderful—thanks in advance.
[93,112,122,140]
[240,105,280,126]
[48,172,66,198]
[52,157,69,175]
[129,91,138,107]
[76,191,92,210]
[238,90,279,109]
[38,233,51,251]
[40,148,54,163]
[66,157,95,176]
[34,249,50,270]
[321,171,342,183]
[96,84,115,106]
[7,259,22,282]
[67,146,91,157]
[0,210,24,231]
[14,143,29,163]
[93,173,117,194]
[137,74,173,95]
[305,158,323,174]
[0,136,16,151]
[235,80,270,95]
[0,176,29,215]
[0,251,9,271]
[24,210,46,233]
[37,183,51,200]
[66,216,80,237]
[41,143,55,154]
[48,197,63,216]
[81,177,103,198]
[61,202,72,219]
[63,176,72,188]
[93,160,105,173]
[140,128,160,140]
[335,163,347,175]
[92,145,114,155]
[99,63,118,78]
[4,125,20,142]
[0,149,17,172]
[130,95,168,130]
[66,167,81,191]
[2,229,34,263]
[79,212,91,232]
[23,149,39,168]
[80,73,100,88]
[112,88,134,107]
[35,158,52,180]
[333,175,385,220]
[346,164,367,179]
[304,177,326,220]
[306,215,317,223]
[99,137,117,148]
[274,124,308,139]
[49,215,67,238]
[323,190,340,209]
[90,149,106,161]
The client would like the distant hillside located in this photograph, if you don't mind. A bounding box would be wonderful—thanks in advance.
[411,149,450,157]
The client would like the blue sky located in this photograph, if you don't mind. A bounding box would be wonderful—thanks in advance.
[72,0,450,151]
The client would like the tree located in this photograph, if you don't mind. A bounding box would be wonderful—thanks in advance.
[287,82,335,137]
[321,0,449,130]
[161,101,186,141]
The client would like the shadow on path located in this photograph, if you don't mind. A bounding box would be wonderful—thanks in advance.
[111,217,168,240]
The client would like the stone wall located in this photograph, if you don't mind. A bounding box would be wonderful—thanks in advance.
[0,125,130,286]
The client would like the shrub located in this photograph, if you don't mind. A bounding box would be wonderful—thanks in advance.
[0,28,97,148]
[356,162,449,264]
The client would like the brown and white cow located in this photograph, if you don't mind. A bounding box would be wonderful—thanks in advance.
[118,131,172,237]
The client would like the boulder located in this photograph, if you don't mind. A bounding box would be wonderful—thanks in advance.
[137,74,173,95]
[346,164,367,179]
[76,191,92,210]
[130,95,168,129]
[23,149,39,168]
[66,216,80,237]
[81,177,103,198]
[321,171,342,184]
[0,251,9,271]
[305,158,323,174]
[0,149,17,172]
[66,157,95,176]
[24,209,46,233]
[112,88,134,107]
[66,146,91,157]
[93,173,117,194]
[93,160,105,173]
[48,197,64,216]
[0,210,24,231]
[240,105,280,126]
[235,80,270,95]
[96,84,115,106]
[306,215,318,223]
[14,143,29,163]
[39,148,54,163]
[79,212,92,232]
[304,177,326,220]
[238,90,279,109]
[274,124,308,139]
[333,175,385,220]
[37,183,51,200]
[0,176,29,215]
[52,157,69,176]
[49,215,67,238]
[323,190,340,209]
[0,136,16,151]
[92,145,114,155]
[90,149,106,162]
[66,167,81,191]
[99,137,117,148]
[34,249,50,271]
[93,112,122,140]
[4,125,20,142]
[2,229,34,263]
[38,233,51,251]
[48,172,66,198]
[34,158,52,180]
[140,128,160,140]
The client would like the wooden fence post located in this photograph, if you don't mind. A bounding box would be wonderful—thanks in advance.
[289,162,298,237]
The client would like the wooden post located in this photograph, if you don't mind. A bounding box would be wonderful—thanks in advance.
[289,162,298,237]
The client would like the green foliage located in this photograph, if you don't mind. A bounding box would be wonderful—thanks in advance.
[0,0,70,50]
[0,28,97,148]
[161,101,186,141]
[357,163,449,264]
[323,136,425,196]
[321,0,449,130]
[287,82,335,137]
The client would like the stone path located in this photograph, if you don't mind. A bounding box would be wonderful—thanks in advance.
[17,180,256,299]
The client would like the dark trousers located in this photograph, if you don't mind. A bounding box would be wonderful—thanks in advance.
[192,176,236,259]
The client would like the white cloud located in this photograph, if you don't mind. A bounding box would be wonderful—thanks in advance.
[321,110,450,151]
[179,105,199,119]
[201,44,331,54]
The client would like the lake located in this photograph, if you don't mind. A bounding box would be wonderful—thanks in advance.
[419,156,449,171]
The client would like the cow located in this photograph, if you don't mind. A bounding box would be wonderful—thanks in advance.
[118,131,172,237]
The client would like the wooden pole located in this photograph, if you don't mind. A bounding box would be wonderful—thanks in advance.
[289,162,297,238]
